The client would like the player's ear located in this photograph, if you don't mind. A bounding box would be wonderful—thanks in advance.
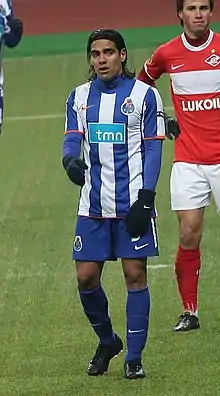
[120,48,127,63]
[178,11,184,26]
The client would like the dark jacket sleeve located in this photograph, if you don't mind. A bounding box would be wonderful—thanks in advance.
[4,17,23,48]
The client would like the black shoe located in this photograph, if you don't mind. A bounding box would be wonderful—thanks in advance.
[87,334,123,376]
[173,312,200,332]
[124,360,146,379]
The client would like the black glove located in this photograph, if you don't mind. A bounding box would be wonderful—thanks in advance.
[4,18,23,47]
[164,113,181,140]
[62,156,88,187]
[7,18,23,35]
[125,189,155,238]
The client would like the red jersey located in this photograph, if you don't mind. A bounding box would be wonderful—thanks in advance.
[139,30,220,164]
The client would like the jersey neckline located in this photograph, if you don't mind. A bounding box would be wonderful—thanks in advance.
[181,29,214,52]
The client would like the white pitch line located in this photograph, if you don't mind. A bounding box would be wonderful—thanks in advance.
[148,264,172,269]
[4,107,174,122]
[4,113,64,121]
[0,263,171,280]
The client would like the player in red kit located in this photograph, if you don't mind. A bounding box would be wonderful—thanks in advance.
[138,0,219,332]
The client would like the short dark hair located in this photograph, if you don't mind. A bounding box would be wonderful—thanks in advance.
[176,0,214,26]
[86,28,135,81]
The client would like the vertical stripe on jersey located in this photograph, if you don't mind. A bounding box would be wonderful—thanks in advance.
[151,87,165,138]
[113,81,135,215]
[98,93,117,216]
[126,81,146,207]
[86,83,102,216]
[142,88,158,139]
[77,85,92,214]
[65,90,83,132]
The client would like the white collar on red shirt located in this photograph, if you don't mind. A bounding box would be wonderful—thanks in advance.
[181,29,214,52]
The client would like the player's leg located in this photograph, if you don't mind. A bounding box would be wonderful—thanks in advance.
[122,257,148,379]
[205,164,220,215]
[117,218,159,379]
[170,162,211,332]
[174,209,204,331]
[74,216,122,375]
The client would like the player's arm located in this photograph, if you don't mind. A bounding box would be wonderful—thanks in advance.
[141,87,165,191]
[138,47,180,140]
[138,46,165,86]
[4,1,23,48]
[125,87,165,239]
[62,91,87,187]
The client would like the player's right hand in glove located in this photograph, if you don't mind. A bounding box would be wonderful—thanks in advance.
[125,189,155,238]
[164,113,181,140]
[62,156,88,187]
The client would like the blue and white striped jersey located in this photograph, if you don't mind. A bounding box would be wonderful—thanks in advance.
[63,75,165,218]
[0,0,13,45]
[0,0,12,22]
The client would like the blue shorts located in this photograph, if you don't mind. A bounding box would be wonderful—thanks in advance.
[73,216,159,261]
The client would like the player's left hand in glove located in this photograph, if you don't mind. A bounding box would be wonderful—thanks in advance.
[62,156,88,187]
[164,113,181,140]
[125,189,155,238]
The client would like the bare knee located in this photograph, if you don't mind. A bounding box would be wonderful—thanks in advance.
[122,259,147,290]
[177,209,204,249]
[76,261,102,290]
[180,224,202,249]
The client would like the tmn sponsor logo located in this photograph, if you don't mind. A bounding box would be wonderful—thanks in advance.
[182,98,220,112]
[88,122,126,144]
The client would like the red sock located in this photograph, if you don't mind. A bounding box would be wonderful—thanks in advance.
[175,245,201,314]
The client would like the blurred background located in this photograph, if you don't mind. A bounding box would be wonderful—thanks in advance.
[12,0,220,34]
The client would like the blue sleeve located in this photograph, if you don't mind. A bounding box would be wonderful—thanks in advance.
[143,139,163,191]
[142,87,165,191]
[62,90,84,159]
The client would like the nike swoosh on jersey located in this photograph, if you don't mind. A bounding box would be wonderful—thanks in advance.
[80,104,95,110]
[171,64,184,70]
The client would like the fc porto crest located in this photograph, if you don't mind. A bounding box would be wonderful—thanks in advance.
[74,235,83,252]
[121,97,135,115]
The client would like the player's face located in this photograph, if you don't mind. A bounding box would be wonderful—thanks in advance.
[179,0,212,38]
[89,39,126,81]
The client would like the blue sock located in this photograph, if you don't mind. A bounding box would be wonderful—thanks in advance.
[125,287,150,362]
[79,284,115,345]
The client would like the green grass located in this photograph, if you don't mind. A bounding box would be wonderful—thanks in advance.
[0,51,220,396]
